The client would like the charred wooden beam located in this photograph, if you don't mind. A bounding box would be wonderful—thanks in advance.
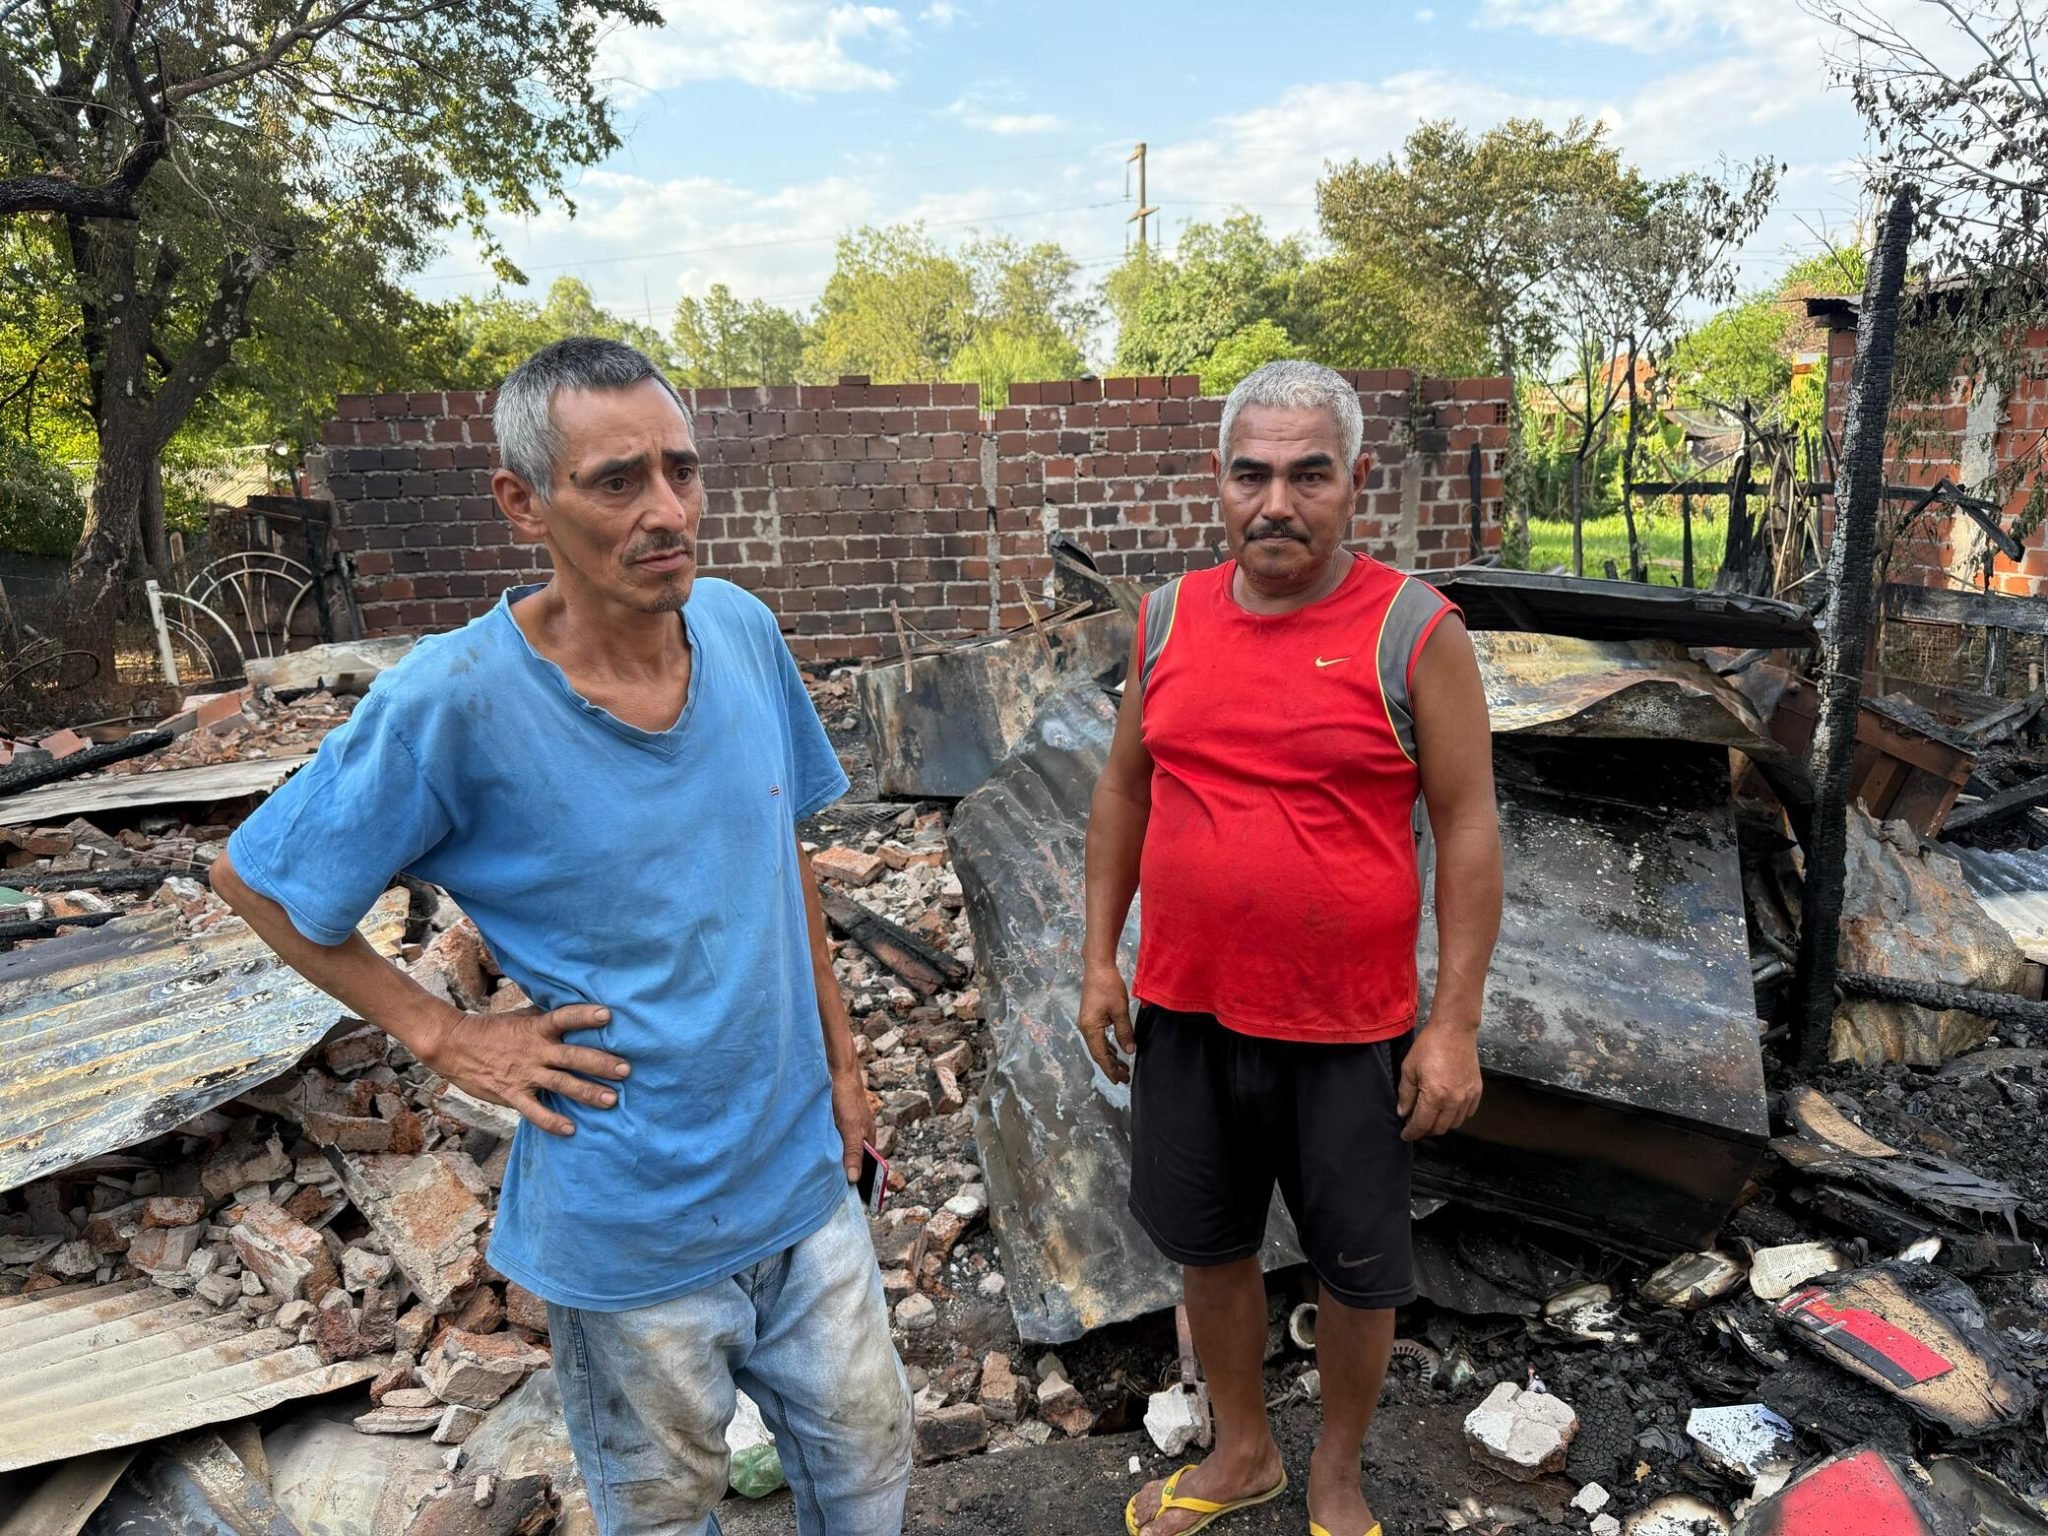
[818,886,970,997]
[0,732,174,802]
[1939,773,2048,837]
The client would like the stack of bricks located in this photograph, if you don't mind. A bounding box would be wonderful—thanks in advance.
[1821,321,2048,598]
[318,370,1510,662]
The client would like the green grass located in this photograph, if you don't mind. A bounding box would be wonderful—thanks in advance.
[1524,511,1726,587]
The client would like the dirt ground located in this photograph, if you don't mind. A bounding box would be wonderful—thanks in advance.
[720,1394,1581,1536]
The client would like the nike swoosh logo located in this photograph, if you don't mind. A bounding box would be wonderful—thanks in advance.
[1335,1251,1382,1269]
[1315,656,1352,668]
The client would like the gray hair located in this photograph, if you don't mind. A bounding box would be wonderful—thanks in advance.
[1217,360,1364,466]
[494,337,693,501]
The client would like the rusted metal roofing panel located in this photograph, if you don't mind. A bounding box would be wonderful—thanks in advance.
[0,889,408,1192]
[0,755,315,827]
[0,1281,389,1475]
[1950,844,2048,964]
[1474,632,1777,749]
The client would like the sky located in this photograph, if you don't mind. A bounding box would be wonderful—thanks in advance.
[407,0,1925,336]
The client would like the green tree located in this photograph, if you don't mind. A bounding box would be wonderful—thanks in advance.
[670,284,808,387]
[1107,214,1314,377]
[1665,246,1865,451]
[803,225,1090,400]
[1295,252,1493,376]
[1199,320,1297,395]
[1319,118,1646,556]
[0,0,656,646]
[805,225,978,382]
[450,278,670,387]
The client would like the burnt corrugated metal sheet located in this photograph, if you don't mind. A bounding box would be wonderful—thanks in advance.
[955,689,1303,1342]
[1414,737,1770,1253]
[855,611,1135,799]
[1475,631,1779,753]
[0,1281,388,1475]
[0,889,408,1192]
[958,661,1774,1340]
[0,755,315,828]
[1427,567,1817,649]
[1950,844,2048,964]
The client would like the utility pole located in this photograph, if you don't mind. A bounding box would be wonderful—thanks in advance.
[1794,183,1918,1068]
[1126,142,1158,253]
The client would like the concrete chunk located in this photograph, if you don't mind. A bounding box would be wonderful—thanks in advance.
[1463,1381,1578,1481]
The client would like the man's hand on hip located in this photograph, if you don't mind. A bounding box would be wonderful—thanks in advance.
[416,1002,629,1137]
[830,1064,876,1183]
[1397,1017,1483,1141]
[1077,959,1136,1085]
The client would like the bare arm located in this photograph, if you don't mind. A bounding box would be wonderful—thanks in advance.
[211,851,628,1136]
[1400,614,1503,1140]
[795,836,875,1181]
[1077,647,1153,1085]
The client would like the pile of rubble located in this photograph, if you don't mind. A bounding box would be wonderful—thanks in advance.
[10,587,2048,1535]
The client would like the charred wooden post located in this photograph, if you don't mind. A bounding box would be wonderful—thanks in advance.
[1795,185,1917,1067]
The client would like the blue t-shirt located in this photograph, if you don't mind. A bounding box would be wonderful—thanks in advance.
[228,579,851,1310]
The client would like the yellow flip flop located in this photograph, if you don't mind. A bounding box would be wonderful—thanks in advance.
[1308,1524,1382,1536]
[1125,1466,1289,1535]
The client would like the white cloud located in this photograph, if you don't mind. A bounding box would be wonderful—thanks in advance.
[943,90,1063,134]
[980,112,1062,134]
[921,0,960,22]
[1146,72,1584,234]
[1479,0,1813,54]
[597,1,907,96]
[1414,7,1436,20]
[415,170,885,319]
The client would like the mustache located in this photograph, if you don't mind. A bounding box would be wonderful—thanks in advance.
[624,533,695,564]
[1245,520,1309,543]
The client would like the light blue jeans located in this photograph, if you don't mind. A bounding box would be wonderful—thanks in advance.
[547,1187,913,1536]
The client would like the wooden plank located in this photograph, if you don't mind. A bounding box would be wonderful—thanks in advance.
[1856,753,1910,820]
[1882,583,2048,639]
[1941,772,2048,836]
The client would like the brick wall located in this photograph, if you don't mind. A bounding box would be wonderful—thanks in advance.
[1821,323,2048,598]
[317,370,1510,661]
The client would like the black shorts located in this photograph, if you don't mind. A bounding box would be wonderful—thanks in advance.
[1127,1003,1416,1309]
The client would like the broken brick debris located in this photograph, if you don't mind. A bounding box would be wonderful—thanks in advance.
[420,1327,552,1410]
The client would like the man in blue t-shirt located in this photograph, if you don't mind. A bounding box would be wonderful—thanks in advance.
[214,338,912,1536]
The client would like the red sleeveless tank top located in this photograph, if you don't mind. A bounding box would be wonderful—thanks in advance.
[1131,554,1456,1043]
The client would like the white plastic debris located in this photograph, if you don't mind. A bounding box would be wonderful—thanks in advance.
[1129,1456,1142,1475]
[1747,1243,1851,1301]
[1640,1250,1745,1309]
[726,1392,774,1455]
[1591,1517,1621,1536]
[1144,1383,1212,1457]
[1572,1482,1612,1514]
[1463,1381,1579,1481]
[1686,1404,1796,1485]
[1899,1236,1943,1264]
[1543,1283,1639,1344]
[1622,1494,1732,1535]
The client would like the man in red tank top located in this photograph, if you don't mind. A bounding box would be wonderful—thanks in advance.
[1080,361,1503,1536]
